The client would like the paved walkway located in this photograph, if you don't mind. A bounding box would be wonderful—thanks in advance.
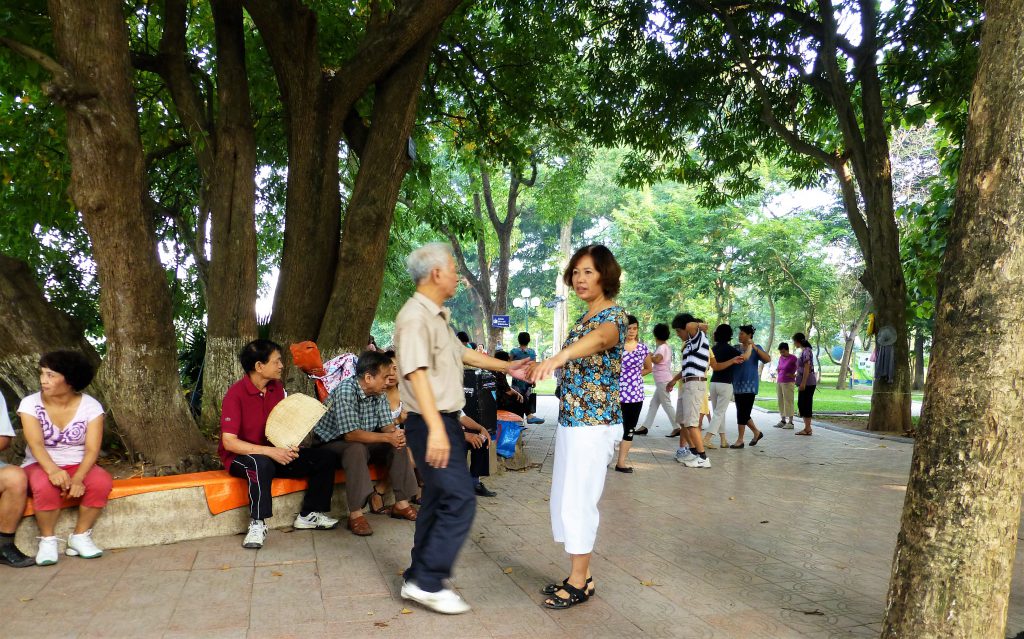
[3,396,1023,638]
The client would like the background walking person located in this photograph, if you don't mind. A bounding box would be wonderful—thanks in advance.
[530,244,627,610]
[707,324,743,450]
[615,315,652,473]
[638,323,675,436]
[792,332,817,436]
[774,343,798,428]
[730,325,770,448]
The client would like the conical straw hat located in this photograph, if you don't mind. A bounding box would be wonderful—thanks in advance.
[265,393,327,448]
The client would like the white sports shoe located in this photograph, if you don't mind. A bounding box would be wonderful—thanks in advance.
[66,530,103,558]
[401,580,471,614]
[683,455,711,468]
[674,447,696,463]
[36,536,60,566]
[243,520,268,549]
[293,512,339,530]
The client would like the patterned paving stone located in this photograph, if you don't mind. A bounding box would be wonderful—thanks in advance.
[4,395,1024,637]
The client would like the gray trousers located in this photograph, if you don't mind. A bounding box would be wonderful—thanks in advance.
[321,439,418,514]
[641,380,676,429]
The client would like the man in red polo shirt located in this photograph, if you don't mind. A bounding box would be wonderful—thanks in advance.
[220,339,339,549]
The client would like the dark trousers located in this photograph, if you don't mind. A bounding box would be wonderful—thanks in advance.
[468,443,489,480]
[228,447,338,521]
[798,385,817,418]
[620,401,643,441]
[403,412,476,593]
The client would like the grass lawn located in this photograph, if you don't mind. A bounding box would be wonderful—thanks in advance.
[533,376,924,413]
[754,381,923,414]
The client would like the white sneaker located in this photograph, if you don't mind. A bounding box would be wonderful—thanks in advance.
[683,455,711,468]
[401,580,471,614]
[674,447,695,463]
[774,420,786,428]
[783,422,795,430]
[293,512,339,530]
[66,530,103,558]
[243,520,268,549]
[36,536,60,566]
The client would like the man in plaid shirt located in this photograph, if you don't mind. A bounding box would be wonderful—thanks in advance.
[314,350,419,536]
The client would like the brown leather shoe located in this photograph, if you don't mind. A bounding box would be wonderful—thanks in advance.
[347,514,373,536]
[390,504,418,521]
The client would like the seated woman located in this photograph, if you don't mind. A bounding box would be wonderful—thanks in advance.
[18,351,113,565]
[492,351,527,417]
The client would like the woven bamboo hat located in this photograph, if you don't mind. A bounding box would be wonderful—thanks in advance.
[265,393,327,448]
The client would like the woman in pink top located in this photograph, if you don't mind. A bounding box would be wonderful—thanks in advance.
[774,343,798,428]
[637,323,676,436]
[19,351,112,565]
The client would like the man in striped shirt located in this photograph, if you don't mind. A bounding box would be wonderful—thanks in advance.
[666,313,712,468]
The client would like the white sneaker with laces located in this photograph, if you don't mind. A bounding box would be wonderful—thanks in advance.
[243,520,268,549]
[36,536,60,566]
[66,529,103,558]
[683,455,711,468]
[294,512,339,530]
[783,422,795,430]
[401,580,471,614]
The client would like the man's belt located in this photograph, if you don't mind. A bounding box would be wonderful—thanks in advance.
[682,376,706,382]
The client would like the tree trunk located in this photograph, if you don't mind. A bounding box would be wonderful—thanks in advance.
[0,255,102,398]
[243,0,341,387]
[912,327,926,391]
[200,0,259,433]
[552,219,572,350]
[883,2,1024,634]
[318,31,439,355]
[835,304,870,390]
[46,0,206,465]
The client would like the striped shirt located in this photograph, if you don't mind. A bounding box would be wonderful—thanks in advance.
[680,330,710,378]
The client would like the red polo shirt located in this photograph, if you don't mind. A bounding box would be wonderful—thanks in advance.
[217,375,285,468]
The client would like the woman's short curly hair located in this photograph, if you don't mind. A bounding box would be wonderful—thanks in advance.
[38,350,96,392]
[562,244,621,298]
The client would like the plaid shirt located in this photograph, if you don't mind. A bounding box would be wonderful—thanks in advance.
[313,377,392,443]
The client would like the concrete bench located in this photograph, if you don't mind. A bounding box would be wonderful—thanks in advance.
[16,466,385,552]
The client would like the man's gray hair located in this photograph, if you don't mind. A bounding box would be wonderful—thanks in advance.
[406,242,454,284]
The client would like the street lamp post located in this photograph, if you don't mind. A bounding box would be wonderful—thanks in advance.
[512,287,541,334]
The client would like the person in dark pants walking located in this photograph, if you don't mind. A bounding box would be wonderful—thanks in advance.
[394,243,529,615]
[219,340,340,550]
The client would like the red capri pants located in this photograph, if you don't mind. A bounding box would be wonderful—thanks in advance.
[23,463,114,511]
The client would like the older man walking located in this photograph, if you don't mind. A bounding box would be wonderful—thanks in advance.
[395,242,529,614]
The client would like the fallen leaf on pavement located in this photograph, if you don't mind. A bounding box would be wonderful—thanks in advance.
[271,571,283,577]
[503,567,514,574]
[400,608,413,614]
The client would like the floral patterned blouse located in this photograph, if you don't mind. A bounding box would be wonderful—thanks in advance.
[557,306,628,427]
[619,342,651,404]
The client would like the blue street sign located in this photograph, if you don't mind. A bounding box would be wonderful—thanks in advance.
[491,315,511,328]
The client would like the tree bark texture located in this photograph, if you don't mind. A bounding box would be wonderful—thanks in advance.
[46,0,206,465]
[883,1,1024,635]
[317,30,440,354]
[200,0,259,432]
[0,256,102,399]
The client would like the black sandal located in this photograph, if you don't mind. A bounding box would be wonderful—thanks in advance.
[542,581,589,609]
[542,576,594,596]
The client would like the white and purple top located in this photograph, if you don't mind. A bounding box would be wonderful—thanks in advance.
[619,342,651,404]
[17,392,104,468]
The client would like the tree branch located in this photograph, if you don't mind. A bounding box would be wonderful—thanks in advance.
[0,37,97,108]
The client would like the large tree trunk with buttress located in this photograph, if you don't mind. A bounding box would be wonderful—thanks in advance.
[317,32,439,355]
[200,0,259,432]
[0,255,102,398]
[46,0,206,465]
[882,2,1024,635]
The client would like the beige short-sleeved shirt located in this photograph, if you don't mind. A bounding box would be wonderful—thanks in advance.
[395,292,466,414]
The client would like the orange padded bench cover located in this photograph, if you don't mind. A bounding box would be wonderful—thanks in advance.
[24,466,383,517]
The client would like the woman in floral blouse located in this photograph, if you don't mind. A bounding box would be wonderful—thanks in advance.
[530,244,628,610]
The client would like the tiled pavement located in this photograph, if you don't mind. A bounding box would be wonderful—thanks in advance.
[4,396,1024,638]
